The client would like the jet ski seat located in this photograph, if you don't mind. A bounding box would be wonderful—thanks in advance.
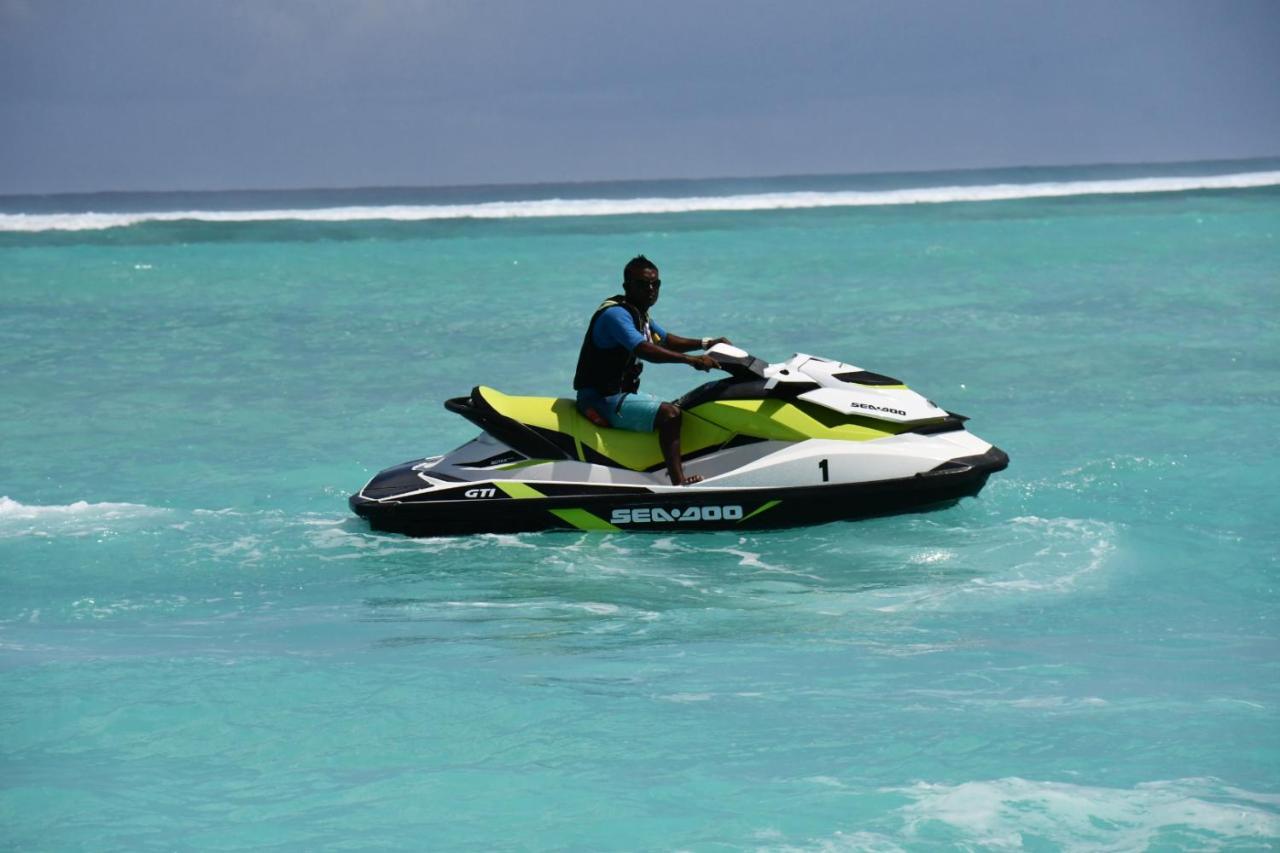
[445,386,734,473]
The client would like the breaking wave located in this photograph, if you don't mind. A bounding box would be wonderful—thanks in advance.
[885,777,1280,850]
[0,495,169,538]
[3,170,1277,232]
[780,777,1280,851]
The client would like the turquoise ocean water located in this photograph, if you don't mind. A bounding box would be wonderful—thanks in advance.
[2,160,1279,850]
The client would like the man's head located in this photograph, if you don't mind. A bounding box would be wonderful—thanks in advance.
[623,255,661,310]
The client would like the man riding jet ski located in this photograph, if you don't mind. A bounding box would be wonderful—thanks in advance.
[574,255,732,486]
[348,345,1009,537]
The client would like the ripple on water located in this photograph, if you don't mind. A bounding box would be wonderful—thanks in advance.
[2,502,1122,662]
[290,509,1122,653]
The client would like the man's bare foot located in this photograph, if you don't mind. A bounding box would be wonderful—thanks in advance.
[677,474,703,486]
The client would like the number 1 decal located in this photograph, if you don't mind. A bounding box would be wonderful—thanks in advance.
[818,458,829,482]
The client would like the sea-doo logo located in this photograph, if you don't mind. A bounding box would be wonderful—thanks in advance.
[464,487,497,498]
[611,505,744,524]
[850,401,907,417]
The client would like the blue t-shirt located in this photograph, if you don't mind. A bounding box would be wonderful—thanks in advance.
[592,306,667,351]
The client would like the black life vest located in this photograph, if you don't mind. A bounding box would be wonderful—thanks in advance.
[572,295,656,395]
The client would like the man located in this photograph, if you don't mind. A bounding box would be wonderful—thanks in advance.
[573,255,731,486]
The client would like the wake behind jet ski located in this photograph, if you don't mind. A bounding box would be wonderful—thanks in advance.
[348,345,1008,537]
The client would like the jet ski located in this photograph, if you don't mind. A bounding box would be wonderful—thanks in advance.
[349,345,1008,536]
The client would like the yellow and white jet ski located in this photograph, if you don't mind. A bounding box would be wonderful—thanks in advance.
[349,345,1008,536]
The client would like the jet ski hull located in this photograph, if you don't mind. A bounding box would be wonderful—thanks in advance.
[349,445,1008,538]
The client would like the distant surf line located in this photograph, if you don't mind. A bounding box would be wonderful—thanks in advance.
[3,170,1278,232]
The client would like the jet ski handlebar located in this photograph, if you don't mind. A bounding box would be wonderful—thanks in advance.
[705,343,768,380]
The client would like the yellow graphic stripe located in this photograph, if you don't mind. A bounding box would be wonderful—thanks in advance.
[495,481,545,499]
[549,508,620,532]
[690,398,921,442]
[493,482,618,531]
[496,459,550,471]
[740,499,781,522]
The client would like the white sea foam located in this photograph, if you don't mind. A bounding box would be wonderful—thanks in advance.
[905,689,1113,711]
[886,777,1280,850]
[568,602,621,615]
[771,777,1280,851]
[191,534,268,563]
[307,524,544,557]
[4,170,1278,232]
[0,495,168,538]
[659,692,715,703]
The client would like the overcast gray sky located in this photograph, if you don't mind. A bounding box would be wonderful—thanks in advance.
[2,0,1278,194]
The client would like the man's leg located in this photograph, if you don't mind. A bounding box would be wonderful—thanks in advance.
[655,402,702,486]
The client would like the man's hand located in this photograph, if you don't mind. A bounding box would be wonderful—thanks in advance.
[702,336,733,349]
[688,354,718,371]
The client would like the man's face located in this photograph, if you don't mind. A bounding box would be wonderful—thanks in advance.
[625,267,661,310]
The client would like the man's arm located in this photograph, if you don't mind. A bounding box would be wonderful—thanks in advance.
[595,308,724,370]
[661,333,733,354]
[634,341,717,371]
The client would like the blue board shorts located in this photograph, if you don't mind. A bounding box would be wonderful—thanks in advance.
[576,389,664,432]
